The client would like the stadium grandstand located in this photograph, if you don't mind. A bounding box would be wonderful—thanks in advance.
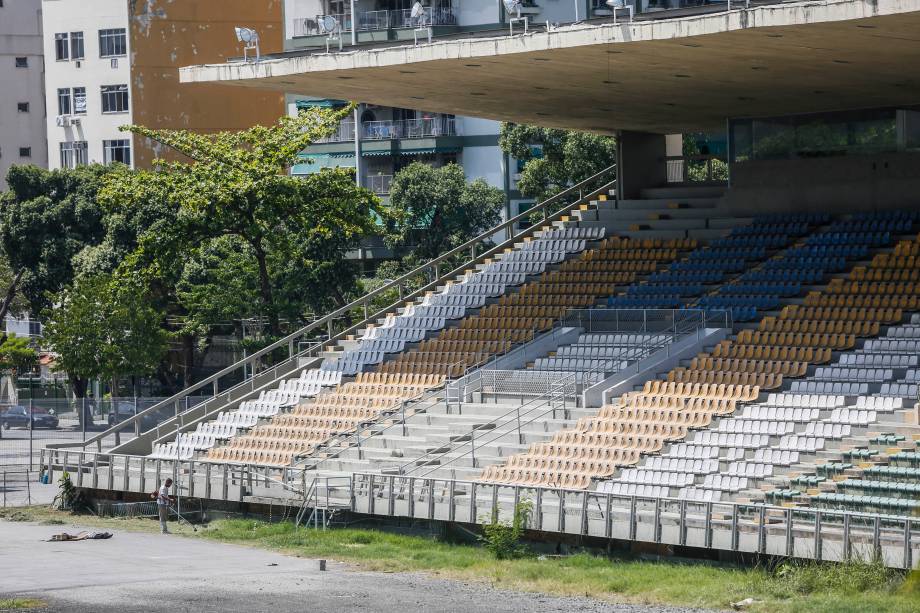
[44,0,920,570]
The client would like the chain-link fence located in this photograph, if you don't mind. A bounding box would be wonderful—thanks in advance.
[0,396,210,469]
[0,469,41,508]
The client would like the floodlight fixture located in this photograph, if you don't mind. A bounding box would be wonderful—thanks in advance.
[318,15,344,52]
[502,0,528,36]
[234,26,261,62]
[411,1,426,24]
[411,1,432,45]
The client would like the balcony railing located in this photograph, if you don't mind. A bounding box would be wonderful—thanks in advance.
[365,174,393,194]
[395,6,458,27]
[292,7,456,37]
[363,117,456,140]
[315,120,356,143]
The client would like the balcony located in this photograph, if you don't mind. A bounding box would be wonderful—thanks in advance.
[315,120,356,143]
[291,6,457,43]
[365,174,393,194]
[363,117,456,140]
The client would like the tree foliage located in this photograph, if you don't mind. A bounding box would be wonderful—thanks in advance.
[386,162,504,261]
[498,124,617,202]
[0,334,37,375]
[100,107,381,338]
[0,164,116,317]
[41,273,169,397]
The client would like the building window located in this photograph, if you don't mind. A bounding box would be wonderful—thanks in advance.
[55,33,69,61]
[59,141,88,169]
[100,84,128,113]
[28,321,41,337]
[98,28,127,57]
[73,87,86,114]
[19,147,31,158]
[15,57,27,68]
[57,88,71,115]
[17,102,29,113]
[70,31,84,60]
[103,139,131,165]
[56,88,86,115]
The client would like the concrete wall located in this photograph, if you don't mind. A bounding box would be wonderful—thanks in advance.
[617,130,667,199]
[0,0,46,188]
[723,152,920,215]
[128,0,286,169]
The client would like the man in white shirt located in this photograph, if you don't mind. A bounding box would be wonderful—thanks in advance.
[154,478,174,534]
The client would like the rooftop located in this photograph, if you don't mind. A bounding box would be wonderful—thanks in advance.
[180,0,920,133]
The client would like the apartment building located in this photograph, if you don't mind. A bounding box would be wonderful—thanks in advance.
[0,0,47,189]
[41,0,285,170]
[280,0,588,219]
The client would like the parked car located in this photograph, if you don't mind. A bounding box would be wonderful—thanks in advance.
[107,401,160,432]
[0,405,59,429]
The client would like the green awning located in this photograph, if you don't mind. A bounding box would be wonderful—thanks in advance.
[399,146,460,155]
[362,150,393,157]
[296,98,348,109]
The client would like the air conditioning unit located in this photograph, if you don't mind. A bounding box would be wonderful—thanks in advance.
[70,116,81,126]
[110,58,118,69]
[55,115,71,127]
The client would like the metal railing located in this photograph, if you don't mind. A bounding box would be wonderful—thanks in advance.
[37,449,920,570]
[315,120,355,143]
[399,310,724,479]
[292,8,457,36]
[448,308,729,401]
[354,474,920,570]
[395,7,457,27]
[402,374,573,478]
[46,164,616,455]
[365,174,393,194]
[362,117,456,140]
[290,363,464,468]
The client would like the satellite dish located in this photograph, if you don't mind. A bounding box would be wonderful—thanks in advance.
[411,2,425,19]
[235,27,258,44]
[605,0,623,6]
[503,0,522,13]
[319,15,339,34]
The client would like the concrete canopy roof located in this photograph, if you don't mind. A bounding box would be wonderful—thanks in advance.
[180,0,920,134]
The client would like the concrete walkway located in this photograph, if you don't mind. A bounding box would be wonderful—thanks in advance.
[0,520,713,613]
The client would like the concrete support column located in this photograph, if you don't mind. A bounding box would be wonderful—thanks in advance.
[616,130,667,200]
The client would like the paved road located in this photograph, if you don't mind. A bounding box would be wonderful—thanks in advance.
[0,520,716,613]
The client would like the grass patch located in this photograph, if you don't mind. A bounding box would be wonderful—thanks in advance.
[0,598,46,610]
[0,510,33,522]
[6,506,918,613]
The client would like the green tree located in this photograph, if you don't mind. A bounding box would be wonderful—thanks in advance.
[498,124,617,202]
[42,273,169,402]
[0,334,37,375]
[101,108,381,338]
[0,164,115,321]
[387,162,504,261]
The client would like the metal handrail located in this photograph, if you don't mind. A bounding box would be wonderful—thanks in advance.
[50,164,616,452]
[407,375,573,478]
[405,310,717,478]
[290,361,466,467]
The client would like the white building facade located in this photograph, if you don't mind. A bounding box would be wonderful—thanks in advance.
[0,0,48,189]
[41,0,132,170]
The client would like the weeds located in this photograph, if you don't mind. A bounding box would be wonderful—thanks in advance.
[480,500,532,560]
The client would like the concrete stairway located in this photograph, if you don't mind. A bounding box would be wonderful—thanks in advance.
[307,396,596,482]
[574,184,744,241]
